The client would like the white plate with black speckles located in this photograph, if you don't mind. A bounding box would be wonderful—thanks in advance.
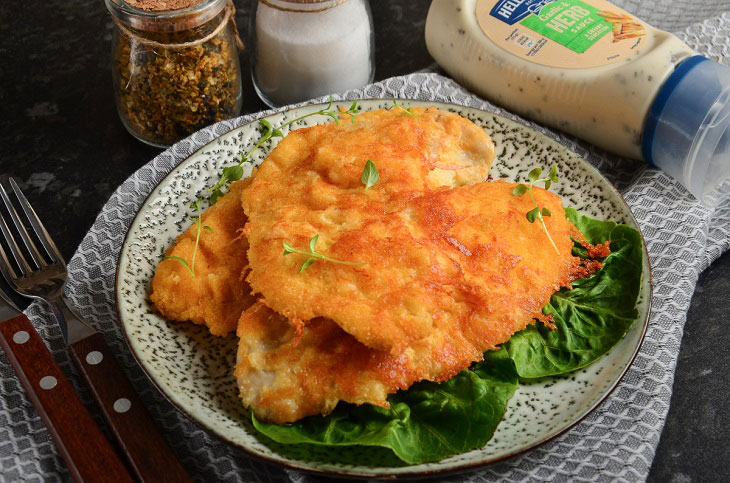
[116,99,652,478]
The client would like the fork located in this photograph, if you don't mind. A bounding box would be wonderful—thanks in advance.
[0,285,133,482]
[0,178,190,482]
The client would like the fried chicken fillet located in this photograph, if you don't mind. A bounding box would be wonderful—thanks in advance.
[236,182,599,423]
[149,107,596,425]
[242,107,496,352]
[149,180,255,336]
[149,108,493,337]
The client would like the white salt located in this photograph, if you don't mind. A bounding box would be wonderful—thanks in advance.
[254,0,373,106]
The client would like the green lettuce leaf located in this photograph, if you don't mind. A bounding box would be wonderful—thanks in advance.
[253,210,643,463]
[253,348,519,464]
[505,208,643,378]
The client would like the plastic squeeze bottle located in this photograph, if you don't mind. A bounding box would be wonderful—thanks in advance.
[425,0,730,203]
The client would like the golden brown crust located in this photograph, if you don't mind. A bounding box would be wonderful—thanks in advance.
[242,108,496,353]
[234,301,482,424]
[244,178,584,355]
[235,181,600,423]
[150,108,604,425]
[149,180,256,336]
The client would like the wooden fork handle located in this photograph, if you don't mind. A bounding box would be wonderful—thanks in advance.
[0,315,133,483]
[69,332,191,483]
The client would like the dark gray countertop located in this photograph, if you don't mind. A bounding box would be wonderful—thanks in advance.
[1,0,728,481]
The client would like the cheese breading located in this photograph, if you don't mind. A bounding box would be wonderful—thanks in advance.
[244,180,580,355]
[235,301,483,424]
[242,107,496,353]
[149,107,598,426]
[149,180,255,336]
[150,107,494,338]
[236,182,595,423]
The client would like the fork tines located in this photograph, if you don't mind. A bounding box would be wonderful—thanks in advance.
[0,179,64,281]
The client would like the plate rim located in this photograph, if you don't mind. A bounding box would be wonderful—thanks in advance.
[114,98,653,479]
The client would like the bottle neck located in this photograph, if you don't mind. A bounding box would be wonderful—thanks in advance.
[642,55,708,166]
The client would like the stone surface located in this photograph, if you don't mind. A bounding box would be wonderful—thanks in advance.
[647,250,730,483]
[0,0,727,480]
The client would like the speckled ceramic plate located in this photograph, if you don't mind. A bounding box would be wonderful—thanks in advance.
[116,99,652,478]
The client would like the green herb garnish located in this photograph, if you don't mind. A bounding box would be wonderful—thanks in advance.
[392,98,415,116]
[282,234,367,273]
[207,97,361,204]
[169,97,362,279]
[164,199,213,277]
[254,211,643,465]
[512,164,560,255]
[361,160,379,190]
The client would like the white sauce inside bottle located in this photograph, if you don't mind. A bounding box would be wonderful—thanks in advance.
[425,0,695,159]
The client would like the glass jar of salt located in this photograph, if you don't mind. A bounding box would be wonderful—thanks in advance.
[250,0,375,107]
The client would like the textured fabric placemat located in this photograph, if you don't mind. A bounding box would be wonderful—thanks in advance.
[3,2,730,482]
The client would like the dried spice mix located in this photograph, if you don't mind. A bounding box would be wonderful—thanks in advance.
[107,0,242,146]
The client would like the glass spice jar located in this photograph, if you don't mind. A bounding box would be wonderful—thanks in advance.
[106,0,243,147]
[250,0,375,107]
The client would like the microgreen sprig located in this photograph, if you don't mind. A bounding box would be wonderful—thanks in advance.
[164,199,213,277]
[512,164,560,255]
[170,98,362,278]
[361,159,379,190]
[392,98,415,116]
[207,97,361,204]
[283,234,367,273]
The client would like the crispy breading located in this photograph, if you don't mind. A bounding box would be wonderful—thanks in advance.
[241,107,495,218]
[149,108,597,425]
[234,301,483,424]
[242,108,496,353]
[236,182,595,423]
[245,179,582,355]
[149,180,255,336]
[149,107,493,338]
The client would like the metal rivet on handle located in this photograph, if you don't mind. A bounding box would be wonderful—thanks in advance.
[39,376,57,390]
[12,331,29,344]
[85,351,104,365]
[113,398,131,413]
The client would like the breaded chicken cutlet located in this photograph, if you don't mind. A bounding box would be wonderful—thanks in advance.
[150,180,255,336]
[150,106,599,426]
[242,107,496,352]
[151,107,495,338]
[236,181,598,423]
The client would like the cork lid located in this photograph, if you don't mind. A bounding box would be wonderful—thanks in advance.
[106,0,228,31]
[259,0,349,12]
[123,0,203,11]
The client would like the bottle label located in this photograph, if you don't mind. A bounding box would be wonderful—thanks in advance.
[476,0,649,68]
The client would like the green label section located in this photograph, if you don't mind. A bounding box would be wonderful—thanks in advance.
[520,0,611,54]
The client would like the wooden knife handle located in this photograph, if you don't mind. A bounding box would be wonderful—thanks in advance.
[69,332,191,483]
[0,315,133,483]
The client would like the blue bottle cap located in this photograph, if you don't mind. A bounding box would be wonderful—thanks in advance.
[643,55,730,204]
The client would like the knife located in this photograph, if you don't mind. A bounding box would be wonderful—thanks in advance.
[0,291,134,482]
[52,296,193,483]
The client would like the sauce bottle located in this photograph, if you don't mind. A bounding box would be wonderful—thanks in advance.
[425,0,730,203]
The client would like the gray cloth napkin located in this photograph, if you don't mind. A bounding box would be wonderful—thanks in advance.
[3,2,730,481]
